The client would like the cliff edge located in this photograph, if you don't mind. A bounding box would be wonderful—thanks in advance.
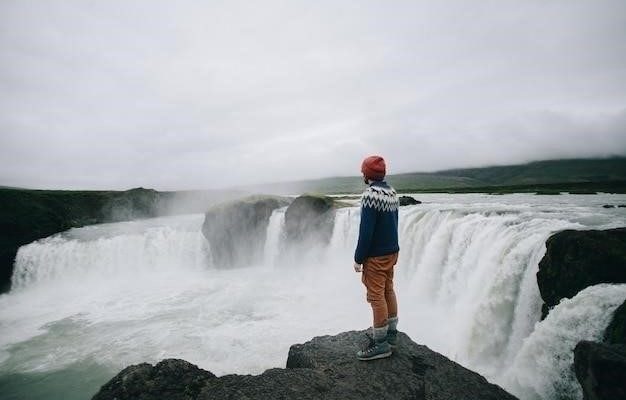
[92,330,517,400]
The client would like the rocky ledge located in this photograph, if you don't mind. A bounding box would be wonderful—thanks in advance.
[574,341,626,400]
[92,331,517,400]
[537,227,626,319]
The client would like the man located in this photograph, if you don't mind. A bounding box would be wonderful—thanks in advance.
[353,155,400,361]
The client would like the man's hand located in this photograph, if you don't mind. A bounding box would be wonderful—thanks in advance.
[353,262,363,273]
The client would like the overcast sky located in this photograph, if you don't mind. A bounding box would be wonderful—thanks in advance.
[1,1,625,190]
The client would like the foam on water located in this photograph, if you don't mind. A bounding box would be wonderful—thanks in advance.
[1,193,625,400]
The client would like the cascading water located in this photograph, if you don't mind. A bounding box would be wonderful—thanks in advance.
[1,193,625,400]
[12,215,211,290]
[498,283,626,400]
[263,207,286,267]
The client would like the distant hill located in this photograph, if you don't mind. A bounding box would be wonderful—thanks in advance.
[246,157,626,194]
[434,158,626,186]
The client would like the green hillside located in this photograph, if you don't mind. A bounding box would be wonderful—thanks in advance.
[435,157,626,186]
[249,157,626,194]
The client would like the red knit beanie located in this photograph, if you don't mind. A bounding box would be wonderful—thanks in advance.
[361,155,386,181]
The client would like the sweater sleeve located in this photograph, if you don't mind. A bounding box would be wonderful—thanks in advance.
[354,200,377,264]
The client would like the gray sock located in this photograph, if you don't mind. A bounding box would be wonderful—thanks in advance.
[388,316,398,332]
[373,325,389,342]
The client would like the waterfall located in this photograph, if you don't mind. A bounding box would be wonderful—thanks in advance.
[395,208,581,372]
[11,215,211,290]
[263,207,286,267]
[4,194,626,400]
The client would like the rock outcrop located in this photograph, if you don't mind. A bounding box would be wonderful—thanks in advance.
[536,228,626,318]
[91,331,517,400]
[284,194,335,251]
[399,196,421,206]
[93,359,216,400]
[574,341,626,400]
[201,196,289,268]
[0,187,163,293]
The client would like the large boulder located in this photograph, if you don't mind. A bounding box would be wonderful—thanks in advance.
[283,194,335,249]
[92,330,517,400]
[574,341,626,400]
[605,300,626,344]
[201,196,289,268]
[537,228,626,318]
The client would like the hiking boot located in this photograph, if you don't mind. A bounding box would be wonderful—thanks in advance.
[387,316,398,347]
[357,325,392,361]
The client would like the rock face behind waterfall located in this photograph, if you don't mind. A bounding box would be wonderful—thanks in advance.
[284,194,335,252]
[91,331,518,400]
[574,341,626,400]
[537,227,626,318]
[605,301,626,344]
[202,196,289,268]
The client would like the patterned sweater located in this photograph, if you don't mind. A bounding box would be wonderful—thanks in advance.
[354,180,400,264]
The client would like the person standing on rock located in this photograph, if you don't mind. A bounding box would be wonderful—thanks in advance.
[353,155,400,361]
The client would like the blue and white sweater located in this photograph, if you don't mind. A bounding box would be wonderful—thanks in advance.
[354,180,400,264]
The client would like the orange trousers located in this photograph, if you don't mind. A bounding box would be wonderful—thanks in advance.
[361,252,399,328]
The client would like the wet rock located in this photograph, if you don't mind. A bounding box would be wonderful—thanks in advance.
[201,196,289,268]
[537,228,626,319]
[92,331,518,400]
[574,341,626,400]
[284,194,335,249]
[602,205,616,209]
[605,300,626,344]
[399,196,421,206]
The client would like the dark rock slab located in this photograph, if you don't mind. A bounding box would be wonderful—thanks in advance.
[92,331,518,400]
[285,331,516,400]
[574,341,626,400]
[200,368,334,400]
[92,359,216,400]
[537,228,626,318]
[605,300,626,344]
[201,196,289,268]
[399,196,421,206]
[284,194,335,248]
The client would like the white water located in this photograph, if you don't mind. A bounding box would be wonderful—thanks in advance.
[499,284,626,400]
[1,193,625,400]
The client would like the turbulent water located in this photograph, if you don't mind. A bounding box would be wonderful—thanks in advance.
[1,193,625,400]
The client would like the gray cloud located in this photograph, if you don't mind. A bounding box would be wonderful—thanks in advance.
[1,0,625,190]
